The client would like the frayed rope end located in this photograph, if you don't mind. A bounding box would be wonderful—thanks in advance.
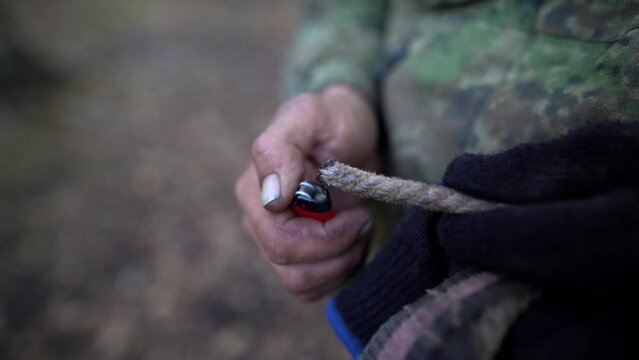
[317,158,339,186]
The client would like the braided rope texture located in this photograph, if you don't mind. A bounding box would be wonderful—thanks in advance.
[317,160,502,214]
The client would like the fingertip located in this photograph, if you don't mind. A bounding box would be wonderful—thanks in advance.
[261,173,282,208]
[357,218,374,243]
[263,197,289,212]
[256,158,305,213]
[251,128,307,212]
[266,179,300,214]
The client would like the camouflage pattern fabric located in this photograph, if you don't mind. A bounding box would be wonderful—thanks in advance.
[287,1,639,357]
[285,0,388,102]
[286,0,639,183]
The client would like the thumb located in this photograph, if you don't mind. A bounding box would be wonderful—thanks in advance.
[252,93,326,212]
[251,133,307,212]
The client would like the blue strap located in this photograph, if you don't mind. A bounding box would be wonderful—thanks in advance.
[326,297,363,358]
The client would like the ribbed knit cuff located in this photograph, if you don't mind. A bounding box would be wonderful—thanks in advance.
[330,207,448,351]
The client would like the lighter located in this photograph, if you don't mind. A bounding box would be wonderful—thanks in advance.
[291,180,335,222]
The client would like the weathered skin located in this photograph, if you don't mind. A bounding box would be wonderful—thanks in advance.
[287,0,639,183]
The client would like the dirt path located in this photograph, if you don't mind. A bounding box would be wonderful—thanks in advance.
[1,1,349,359]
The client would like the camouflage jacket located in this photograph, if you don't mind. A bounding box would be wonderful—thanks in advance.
[286,0,639,183]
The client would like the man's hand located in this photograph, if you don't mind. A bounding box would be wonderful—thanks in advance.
[235,85,379,301]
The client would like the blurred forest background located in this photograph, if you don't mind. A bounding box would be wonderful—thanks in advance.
[1,0,349,359]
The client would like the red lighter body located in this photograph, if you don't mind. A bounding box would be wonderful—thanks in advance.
[291,181,335,222]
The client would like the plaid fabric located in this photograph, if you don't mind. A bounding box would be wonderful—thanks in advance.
[361,269,537,360]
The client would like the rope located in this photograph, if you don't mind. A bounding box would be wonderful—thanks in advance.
[317,160,502,214]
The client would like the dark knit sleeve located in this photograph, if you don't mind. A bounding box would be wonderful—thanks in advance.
[327,207,448,357]
[438,122,639,296]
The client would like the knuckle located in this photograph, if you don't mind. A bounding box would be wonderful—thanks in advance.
[250,134,273,163]
[280,93,321,119]
[286,93,317,110]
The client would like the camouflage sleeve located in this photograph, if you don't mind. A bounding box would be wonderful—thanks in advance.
[284,0,389,103]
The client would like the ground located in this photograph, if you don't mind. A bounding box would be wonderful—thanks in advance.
[1,1,349,359]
